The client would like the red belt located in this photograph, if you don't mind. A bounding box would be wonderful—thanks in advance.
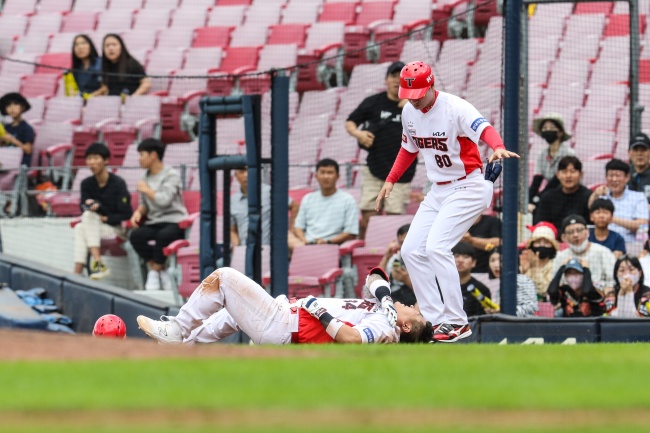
[436,175,467,185]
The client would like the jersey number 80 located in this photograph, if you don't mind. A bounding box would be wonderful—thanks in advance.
[435,154,452,168]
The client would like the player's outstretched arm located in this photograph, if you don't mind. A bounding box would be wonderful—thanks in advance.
[301,296,363,343]
[488,148,520,163]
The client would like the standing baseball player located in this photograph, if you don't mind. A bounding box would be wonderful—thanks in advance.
[376,61,519,342]
[138,267,432,345]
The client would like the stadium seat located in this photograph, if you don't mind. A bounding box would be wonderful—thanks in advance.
[0,148,23,203]
[143,0,179,9]
[36,0,72,11]
[282,1,321,24]
[574,2,614,15]
[158,69,208,142]
[157,27,194,51]
[181,0,216,9]
[393,0,431,25]
[1,0,37,15]
[207,5,248,27]
[557,35,601,62]
[96,9,134,33]
[356,1,394,26]
[564,13,607,38]
[342,25,372,71]
[473,0,500,28]
[27,12,63,36]
[35,53,71,74]
[604,14,647,36]
[399,39,440,64]
[238,44,298,94]
[43,97,83,124]
[61,11,98,33]
[73,0,107,12]
[573,130,616,160]
[13,34,51,55]
[230,245,271,277]
[102,96,162,165]
[245,2,284,26]
[371,23,411,64]
[163,141,198,167]
[20,74,60,98]
[110,0,143,9]
[132,8,172,31]
[296,22,346,92]
[0,15,29,38]
[71,96,122,167]
[0,75,23,97]
[267,23,310,47]
[48,32,77,53]
[21,97,46,126]
[121,29,159,52]
[146,48,186,93]
[183,47,223,70]
[216,0,252,5]
[44,168,89,217]
[192,26,234,48]
[207,46,260,96]
[319,2,358,24]
[229,23,269,47]
[28,121,75,187]
[169,6,208,29]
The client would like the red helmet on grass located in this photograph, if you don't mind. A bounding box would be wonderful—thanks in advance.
[93,314,127,338]
[398,61,435,99]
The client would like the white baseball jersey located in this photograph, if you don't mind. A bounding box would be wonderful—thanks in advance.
[291,298,399,344]
[401,91,490,183]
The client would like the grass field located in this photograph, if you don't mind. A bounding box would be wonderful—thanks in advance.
[1,343,649,433]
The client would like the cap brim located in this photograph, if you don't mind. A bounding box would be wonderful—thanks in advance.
[399,86,428,99]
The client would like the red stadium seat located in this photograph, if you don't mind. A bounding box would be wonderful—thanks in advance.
[157,69,208,142]
[239,44,298,94]
[71,96,122,167]
[208,46,260,96]
[472,0,499,28]
[604,14,647,37]
[216,0,252,5]
[192,26,234,48]
[319,2,359,24]
[356,1,394,26]
[343,25,372,71]
[267,24,310,48]
[574,2,614,14]
[35,53,71,74]
[282,1,321,24]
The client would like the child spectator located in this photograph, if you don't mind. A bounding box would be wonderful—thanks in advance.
[97,33,150,97]
[487,247,538,317]
[70,34,102,96]
[605,255,650,318]
[129,139,188,290]
[378,224,417,306]
[548,257,606,317]
[452,242,495,317]
[0,92,34,167]
[519,222,559,300]
[73,143,132,279]
[588,198,626,258]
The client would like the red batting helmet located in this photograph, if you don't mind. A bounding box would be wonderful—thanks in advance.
[92,314,127,338]
[398,61,435,99]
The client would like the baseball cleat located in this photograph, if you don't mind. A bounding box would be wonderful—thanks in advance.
[432,323,472,343]
[137,315,182,344]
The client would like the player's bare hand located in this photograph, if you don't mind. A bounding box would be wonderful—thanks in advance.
[357,131,375,148]
[488,148,520,162]
[375,182,393,212]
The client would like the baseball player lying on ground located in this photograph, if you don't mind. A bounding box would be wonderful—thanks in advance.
[138,267,433,344]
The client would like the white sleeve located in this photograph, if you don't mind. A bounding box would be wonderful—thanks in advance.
[353,314,397,344]
[456,98,491,143]
[401,108,420,153]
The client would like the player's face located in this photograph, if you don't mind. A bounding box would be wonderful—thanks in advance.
[556,164,582,191]
[315,165,339,190]
[103,36,122,62]
[629,145,650,169]
[74,36,91,60]
[407,87,434,110]
[394,302,425,327]
[605,169,629,195]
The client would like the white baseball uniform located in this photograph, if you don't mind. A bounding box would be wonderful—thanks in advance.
[399,91,494,326]
[173,267,399,344]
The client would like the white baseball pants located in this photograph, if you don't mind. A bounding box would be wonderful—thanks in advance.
[173,267,295,345]
[401,169,493,326]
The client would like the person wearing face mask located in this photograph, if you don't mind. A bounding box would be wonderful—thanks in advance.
[605,255,650,318]
[529,113,574,213]
[547,257,606,317]
[588,158,648,243]
[552,214,616,290]
[519,222,559,300]
[533,155,592,235]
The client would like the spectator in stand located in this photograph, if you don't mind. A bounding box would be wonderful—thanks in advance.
[460,213,501,273]
[289,158,359,251]
[230,166,299,247]
[96,34,150,97]
[552,214,616,291]
[548,257,606,317]
[345,62,416,239]
[452,242,495,317]
[73,143,131,279]
[519,222,559,300]
[627,132,650,203]
[604,255,650,318]
[529,113,574,213]
[378,224,417,306]
[129,139,188,290]
[589,158,648,243]
[70,34,102,97]
[486,247,538,317]
[588,198,626,258]
[0,92,34,168]
[533,155,591,236]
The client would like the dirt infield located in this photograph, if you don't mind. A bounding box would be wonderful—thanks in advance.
[0,329,315,361]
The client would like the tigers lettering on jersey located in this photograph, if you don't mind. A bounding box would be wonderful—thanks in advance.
[412,136,448,151]
[342,300,377,312]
